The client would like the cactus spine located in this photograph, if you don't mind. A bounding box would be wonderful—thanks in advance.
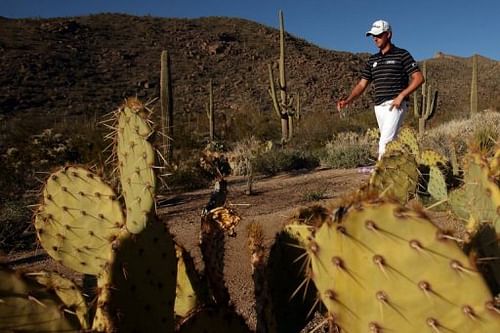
[160,50,174,164]
[34,166,124,275]
[298,199,500,332]
[206,79,215,142]
[413,61,437,135]
[0,268,82,331]
[268,10,297,144]
[470,54,478,115]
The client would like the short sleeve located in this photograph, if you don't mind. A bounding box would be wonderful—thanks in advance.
[361,59,372,81]
[402,51,419,75]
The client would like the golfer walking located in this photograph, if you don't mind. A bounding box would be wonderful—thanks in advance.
[337,20,424,159]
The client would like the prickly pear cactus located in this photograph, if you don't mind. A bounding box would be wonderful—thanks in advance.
[0,268,81,331]
[29,271,90,330]
[369,150,419,203]
[174,244,200,318]
[419,149,447,167]
[490,145,500,177]
[116,97,156,234]
[396,126,420,157]
[301,198,500,332]
[34,166,125,275]
[93,220,177,333]
[427,165,448,201]
[453,152,500,236]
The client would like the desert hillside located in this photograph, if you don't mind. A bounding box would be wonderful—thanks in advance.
[0,13,499,199]
[0,14,498,124]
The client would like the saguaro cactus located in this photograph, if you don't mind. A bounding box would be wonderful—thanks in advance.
[470,54,478,115]
[268,10,299,144]
[206,79,215,142]
[413,61,438,135]
[160,50,174,164]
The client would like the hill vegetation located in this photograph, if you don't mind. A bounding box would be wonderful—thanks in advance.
[0,13,499,198]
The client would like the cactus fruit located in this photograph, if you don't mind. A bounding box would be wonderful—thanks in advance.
[116,97,156,234]
[369,150,419,203]
[34,166,124,275]
[93,220,177,332]
[300,199,500,332]
[28,270,90,330]
[0,268,81,331]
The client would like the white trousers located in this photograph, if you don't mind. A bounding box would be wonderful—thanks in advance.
[374,100,407,160]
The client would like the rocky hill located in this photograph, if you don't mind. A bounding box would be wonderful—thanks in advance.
[1,14,498,125]
[0,14,368,122]
[0,13,499,163]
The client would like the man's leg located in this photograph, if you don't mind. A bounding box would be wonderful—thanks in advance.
[375,100,407,159]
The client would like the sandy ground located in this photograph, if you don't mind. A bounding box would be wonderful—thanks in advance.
[158,167,370,330]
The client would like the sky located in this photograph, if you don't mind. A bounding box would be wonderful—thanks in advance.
[1,0,499,61]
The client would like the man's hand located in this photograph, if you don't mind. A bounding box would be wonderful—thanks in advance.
[336,99,348,113]
[389,95,404,110]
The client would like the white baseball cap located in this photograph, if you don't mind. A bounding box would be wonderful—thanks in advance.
[366,20,391,36]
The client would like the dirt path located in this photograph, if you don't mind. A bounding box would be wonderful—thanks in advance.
[158,167,370,329]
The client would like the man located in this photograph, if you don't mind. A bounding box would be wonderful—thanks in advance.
[337,20,424,160]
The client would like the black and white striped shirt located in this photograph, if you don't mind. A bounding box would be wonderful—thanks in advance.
[361,45,420,105]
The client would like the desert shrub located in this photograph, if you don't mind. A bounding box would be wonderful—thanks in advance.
[472,125,498,154]
[321,144,373,169]
[253,149,319,176]
[227,137,273,176]
[293,109,377,149]
[319,131,375,169]
[302,188,328,202]
[421,110,500,160]
[164,160,212,191]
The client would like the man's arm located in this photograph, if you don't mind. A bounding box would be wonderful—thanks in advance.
[390,71,425,110]
[336,78,369,112]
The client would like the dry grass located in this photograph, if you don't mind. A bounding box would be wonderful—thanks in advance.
[422,110,500,158]
[319,130,377,169]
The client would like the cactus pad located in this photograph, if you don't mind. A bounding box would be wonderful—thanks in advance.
[29,271,90,329]
[302,200,500,332]
[427,165,448,201]
[369,150,419,203]
[93,220,177,332]
[462,152,500,235]
[34,166,124,275]
[174,244,199,318]
[0,268,81,331]
[419,149,448,167]
[116,98,156,234]
[397,127,420,157]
